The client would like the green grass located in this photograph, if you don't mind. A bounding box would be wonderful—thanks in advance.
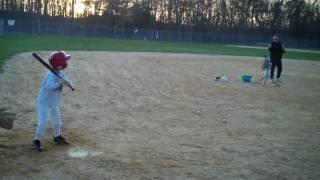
[1,33,319,70]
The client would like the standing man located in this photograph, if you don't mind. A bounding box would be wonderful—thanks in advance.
[268,35,285,82]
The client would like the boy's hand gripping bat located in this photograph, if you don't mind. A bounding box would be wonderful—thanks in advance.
[32,52,75,91]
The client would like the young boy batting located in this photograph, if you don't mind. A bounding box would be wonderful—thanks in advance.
[32,51,74,152]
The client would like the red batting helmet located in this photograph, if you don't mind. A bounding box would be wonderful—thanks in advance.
[49,51,71,69]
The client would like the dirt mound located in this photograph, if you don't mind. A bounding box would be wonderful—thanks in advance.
[1,52,320,179]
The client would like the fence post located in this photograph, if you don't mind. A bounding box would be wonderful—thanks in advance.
[0,18,3,35]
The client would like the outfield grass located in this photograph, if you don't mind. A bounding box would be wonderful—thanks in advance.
[1,33,319,70]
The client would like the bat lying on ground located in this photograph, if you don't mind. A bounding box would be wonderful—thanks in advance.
[32,52,74,91]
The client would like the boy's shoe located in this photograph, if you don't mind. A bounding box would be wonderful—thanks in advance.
[53,135,69,145]
[32,139,44,152]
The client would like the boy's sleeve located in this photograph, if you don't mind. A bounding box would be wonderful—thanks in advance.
[45,72,63,90]
[61,72,74,87]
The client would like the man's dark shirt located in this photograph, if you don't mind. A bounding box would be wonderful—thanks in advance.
[269,41,285,59]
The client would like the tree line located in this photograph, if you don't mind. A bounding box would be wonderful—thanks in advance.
[1,0,319,38]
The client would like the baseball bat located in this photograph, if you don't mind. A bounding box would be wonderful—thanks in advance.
[32,52,74,91]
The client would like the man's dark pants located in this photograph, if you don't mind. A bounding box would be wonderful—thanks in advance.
[270,58,282,79]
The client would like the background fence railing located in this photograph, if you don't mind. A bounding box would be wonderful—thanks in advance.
[2,20,320,48]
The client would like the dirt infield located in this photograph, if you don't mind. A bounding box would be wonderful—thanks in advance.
[1,52,319,179]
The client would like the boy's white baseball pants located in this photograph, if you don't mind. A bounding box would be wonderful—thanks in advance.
[35,103,62,140]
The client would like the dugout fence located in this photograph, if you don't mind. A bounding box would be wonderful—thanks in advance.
[2,19,319,48]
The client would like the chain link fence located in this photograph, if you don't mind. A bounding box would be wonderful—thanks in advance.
[2,19,320,48]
